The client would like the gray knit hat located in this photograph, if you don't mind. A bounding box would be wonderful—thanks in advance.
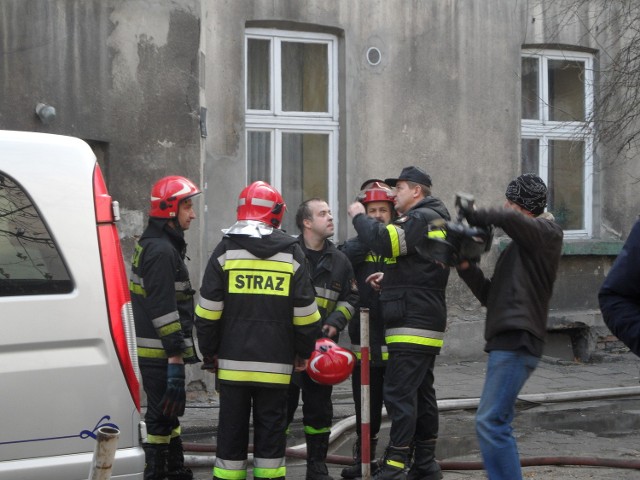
[505,173,547,215]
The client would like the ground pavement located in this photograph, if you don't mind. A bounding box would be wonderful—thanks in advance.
[178,352,640,479]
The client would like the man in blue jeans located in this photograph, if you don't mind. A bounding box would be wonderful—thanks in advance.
[456,173,563,480]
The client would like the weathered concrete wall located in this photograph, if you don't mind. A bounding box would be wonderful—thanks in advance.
[1,1,638,376]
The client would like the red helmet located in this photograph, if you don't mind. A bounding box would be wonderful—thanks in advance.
[149,176,200,218]
[237,181,286,228]
[306,338,356,385]
[356,179,395,205]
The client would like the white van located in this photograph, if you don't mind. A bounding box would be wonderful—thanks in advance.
[0,131,144,479]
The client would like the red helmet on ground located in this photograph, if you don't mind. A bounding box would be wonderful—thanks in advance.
[237,181,286,228]
[149,176,200,218]
[356,179,395,205]
[306,338,356,385]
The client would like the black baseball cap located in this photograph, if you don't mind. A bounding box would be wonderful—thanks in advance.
[385,166,432,187]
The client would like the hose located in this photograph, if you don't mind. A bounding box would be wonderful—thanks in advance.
[183,385,640,471]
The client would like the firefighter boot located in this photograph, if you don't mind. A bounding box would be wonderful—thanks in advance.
[305,432,334,480]
[340,435,380,478]
[375,446,410,480]
[143,443,168,480]
[407,439,442,480]
[167,436,194,480]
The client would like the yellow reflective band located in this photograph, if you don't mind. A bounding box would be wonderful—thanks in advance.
[427,229,446,239]
[195,304,222,321]
[171,426,182,438]
[315,296,336,311]
[217,369,291,385]
[228,270,290,296]
[158,322,182,337]
[146,433,171,445]
[128,281,146,297]
[294,309,321,326]
[253,467,286,479]
[137,347,167,359]
[386,458,405,469]
[304,425,331,435]
[386,224,401,258]
[223,258,294,274]
[382,352,389,360]
[336,305,353,321]
[385,334,444,348]
[213,467,247,480]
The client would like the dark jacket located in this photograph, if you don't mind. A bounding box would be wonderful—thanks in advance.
[340,236,391,365]
[298,236,359,336]
[458,209,563,348]
[352,196,451,354]
[599,218,640,357]
[195,228,322,388]
[130,218,199,366]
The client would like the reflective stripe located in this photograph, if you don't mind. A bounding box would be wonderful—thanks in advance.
[146,433,171,445]
[427,228,446,239]
[171,426,182,438]
[137,338,167,359]
[386,458,405,469]
[386,224,407,258]
[293,303,321,326]
[215,458,248,480]
[364,253,396,265]
[304,425,331,435]
[175,280,192,291]
[385,327,444,348]
[217,359,292,385]
[352,345,389,361]
[315,296,336,312]
[196,298,224,321]
[336,301,355,320]
[152,311,180,329]
[315,286,340,302]
[129,281,145,296]
[253,457,286,479]
[222,250,295,274]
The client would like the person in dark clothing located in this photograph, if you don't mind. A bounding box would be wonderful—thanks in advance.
[287,198,359,480]
[456,173,563,480]
[599,217,640,357]
[347,166,450,480]
[195,181,321,480]
[339,180,396,479]
[129,175,201,480]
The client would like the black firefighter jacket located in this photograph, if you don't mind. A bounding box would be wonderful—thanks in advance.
[130,218,199,366]
[298,236,359,337]
[352,197,451,355]
[340,236,390,365]
[195,229,322,388]
[457,209,563,346]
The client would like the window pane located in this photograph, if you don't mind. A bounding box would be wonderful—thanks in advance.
[521,138,539,173]
[281,132,329,233]
[548,59,585,121]
[0,174,72,296]
[548,140,585,230]
[247,131,271,183]
[247,39,270,110]
[521,57,539,120]
[281,42,328,112]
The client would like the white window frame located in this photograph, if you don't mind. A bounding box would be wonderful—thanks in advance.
[245,28,340,233]
[521,49,594,238]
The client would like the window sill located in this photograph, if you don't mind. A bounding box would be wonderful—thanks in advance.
[498,238,623,256]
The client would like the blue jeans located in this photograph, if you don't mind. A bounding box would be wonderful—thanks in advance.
[476,349,539,480]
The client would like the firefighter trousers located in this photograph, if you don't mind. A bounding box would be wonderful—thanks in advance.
[140,364,181,445]
[216,383,288,477]
[383,352,438,447]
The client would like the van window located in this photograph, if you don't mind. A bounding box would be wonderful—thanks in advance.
[0,173,73,296]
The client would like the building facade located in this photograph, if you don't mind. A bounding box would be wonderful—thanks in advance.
[1,1,638,380]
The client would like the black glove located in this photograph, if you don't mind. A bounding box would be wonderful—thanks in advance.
[160,363,186,417]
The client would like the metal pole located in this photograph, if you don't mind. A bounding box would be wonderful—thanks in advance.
[360,307,371,480]
[88,426,120,480]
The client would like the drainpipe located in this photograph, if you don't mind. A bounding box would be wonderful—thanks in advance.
[88,426,120,480]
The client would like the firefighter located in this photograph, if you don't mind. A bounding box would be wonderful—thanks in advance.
[347,166,450,480]
[130,175,201,480]
[287,198,359,480]
[339,180,396,478]
[195,181,322,480]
